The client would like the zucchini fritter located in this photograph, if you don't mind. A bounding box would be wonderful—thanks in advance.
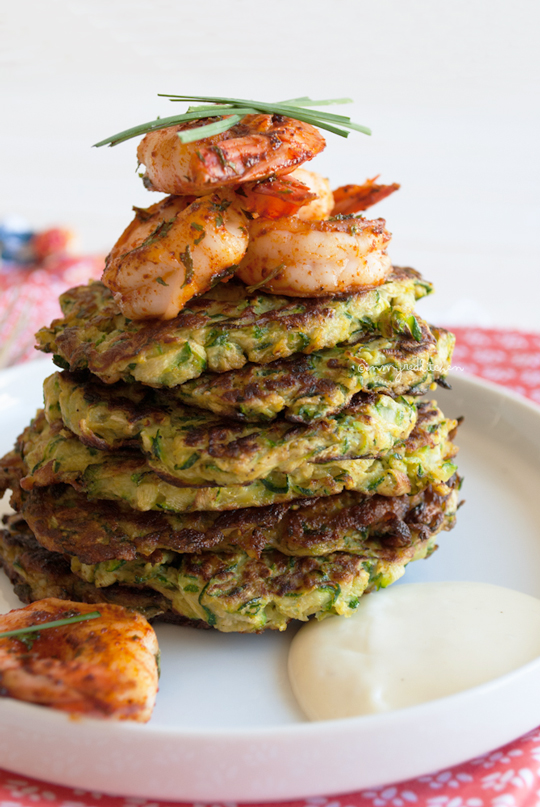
[0,507,452,633]
[1,453,460,562]
[0,517,186,623]
[35,267,432,387]
[16,404,458,512]
[44,372,417,486]
[173,323,454,423]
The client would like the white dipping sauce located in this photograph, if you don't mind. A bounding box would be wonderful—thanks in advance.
[288,582,540,721]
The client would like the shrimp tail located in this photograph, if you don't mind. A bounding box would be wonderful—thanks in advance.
[331,177,400,216]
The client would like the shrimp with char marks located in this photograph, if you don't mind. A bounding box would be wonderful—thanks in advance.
[137,114,326,196]
[0,598,159,721]
[108,115,399,315]
[235,170,398,296]
[103,191,249,320]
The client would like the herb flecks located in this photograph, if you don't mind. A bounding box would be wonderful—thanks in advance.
[94,96,371,148]
[134,218,175,253]
[212,144,239,172]
[190,222,206,245]
[151,430,162,459]
[179,245,194,286]
[20,633,40,650]
[132,205,155,223]
[246,264,285,294]
[211,198,231,228]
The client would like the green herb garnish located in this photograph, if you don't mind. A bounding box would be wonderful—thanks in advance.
[19,633,40,651]
[190,222,206,245]
[0,611,101,641]
[94,95,371,148]
[139,218,175,249]
[245,264,285,294]
[179,244,194,286]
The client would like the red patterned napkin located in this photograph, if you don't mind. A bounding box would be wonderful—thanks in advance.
[452,327,540,407]
[0,224,103,368]
[1,266,540,806]
[1,725,540,806]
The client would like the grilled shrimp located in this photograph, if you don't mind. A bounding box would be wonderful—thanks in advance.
[0,598,159,721]
[137,114,326,196]
[102,191,249,319]
[236,216,392,296]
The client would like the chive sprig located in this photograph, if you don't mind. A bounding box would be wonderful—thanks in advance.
[93,95,371,148]
[0,611,101,640]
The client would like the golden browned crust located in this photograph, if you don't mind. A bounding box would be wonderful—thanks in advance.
[171,322,454,423]
[35,267,431,388]
[0,515,209,629]
[43,371,419,492]
[13,398,458,514]
[1,430,460,565]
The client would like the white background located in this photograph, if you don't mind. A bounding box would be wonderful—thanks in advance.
[1,0,539,329]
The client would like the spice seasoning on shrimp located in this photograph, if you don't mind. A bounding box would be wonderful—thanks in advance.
[0,599,159,720]
[191,222,206,244]
[103,192,249,319]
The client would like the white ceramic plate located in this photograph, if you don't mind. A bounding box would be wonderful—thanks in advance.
[1,358,540,802]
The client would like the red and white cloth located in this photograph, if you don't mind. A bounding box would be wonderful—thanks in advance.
[2,725,540,807]
[1,253,540,805]
[0,255,103,368]
[0,221,103,368]
[452,327,540,407]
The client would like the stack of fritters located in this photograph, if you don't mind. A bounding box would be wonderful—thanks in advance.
[0,266,460,632]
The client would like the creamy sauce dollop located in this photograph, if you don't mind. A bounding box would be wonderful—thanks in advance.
[288,582,540,721]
